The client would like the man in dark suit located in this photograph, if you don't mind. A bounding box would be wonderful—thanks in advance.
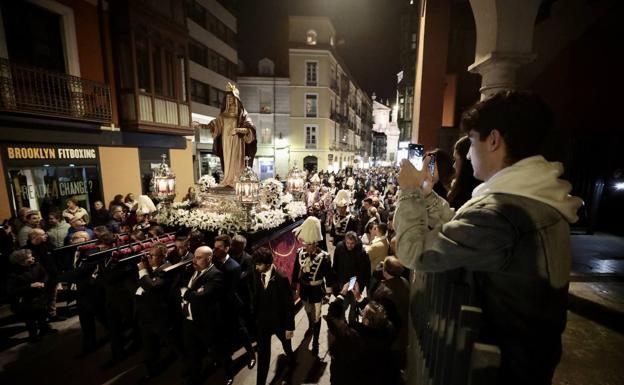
[213,235,256,382]
[179,246,226,385]
[134,243,173,382]
[332,231,371,323]
[253,247,295,385]
[229,234,255,334]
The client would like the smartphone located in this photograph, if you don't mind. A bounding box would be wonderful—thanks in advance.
[408,143,425,171]
[428,154,436,176]
[348,276,357,291]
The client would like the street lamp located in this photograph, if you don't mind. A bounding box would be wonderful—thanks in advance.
[151,154,176,204]
[236,156,260,229]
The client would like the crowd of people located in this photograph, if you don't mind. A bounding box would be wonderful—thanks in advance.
[0,91,581,385]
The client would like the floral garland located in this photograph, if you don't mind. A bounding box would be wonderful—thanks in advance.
[153,200,307,233]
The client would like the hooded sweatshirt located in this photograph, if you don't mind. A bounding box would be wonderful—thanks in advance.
[467,155,583,223]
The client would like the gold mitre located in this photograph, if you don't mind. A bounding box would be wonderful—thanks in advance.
[226,82,240,98]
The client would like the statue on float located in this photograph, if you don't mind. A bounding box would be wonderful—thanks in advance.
[207,83,257,187]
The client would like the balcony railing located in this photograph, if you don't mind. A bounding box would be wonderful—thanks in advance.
[0,58,112,123]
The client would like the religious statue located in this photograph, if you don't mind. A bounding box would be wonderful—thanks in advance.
[207,83,257,187]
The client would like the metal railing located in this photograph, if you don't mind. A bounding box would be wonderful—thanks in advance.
[0,58,112,123]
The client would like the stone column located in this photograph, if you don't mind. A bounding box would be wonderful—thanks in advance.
[468,0,542,98]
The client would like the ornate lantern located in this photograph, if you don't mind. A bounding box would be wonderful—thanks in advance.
[151,154,176,203]
[286,162,306,201]
[236,156,260,228]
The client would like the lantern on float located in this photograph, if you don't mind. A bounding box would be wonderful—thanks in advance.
[236,156,260,228]
[151,154,176,204]
[286,162,306,201]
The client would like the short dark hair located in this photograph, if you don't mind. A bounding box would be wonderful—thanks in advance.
[461,91,553,164]
[67,197,79,206]
[26,211,39,220]
[374,223,388,235]
[363,197,373,205]
[214,234,231,248]
[363,301,389,330]
[252,247,273,265]
[148,225,164,237]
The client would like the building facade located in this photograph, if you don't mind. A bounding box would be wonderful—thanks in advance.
[287,16,373,172]
[0,0,194,220]
[184,0,238,179]
[372,97,400,165]
[238,58,291,180]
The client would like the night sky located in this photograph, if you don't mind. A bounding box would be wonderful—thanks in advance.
[236,0,403,101]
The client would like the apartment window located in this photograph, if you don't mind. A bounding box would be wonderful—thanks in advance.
[305,94,318,117]
[190,79,209,105]
[136,36,151,92]
[305,125,318,149]
[184,0,206,27]
[306,61,318,86]
[189,40,207,67]
[259,117,273,144]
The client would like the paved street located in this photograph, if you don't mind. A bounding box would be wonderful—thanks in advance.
[0,232,623,385]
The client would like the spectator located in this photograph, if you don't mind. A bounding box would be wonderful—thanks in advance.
[331,231,371,323]
[325,285,397,385]
[107,205,125,234]
[7,249,57,342]
[62,197,90,225]
[365,223,390,273]
[124,193,137,212]
[130,229,147,242]
[12,207,32,235]
[64,217,94,245]
[18,211,41,247]
[91,201,111,227]
[46,212,70,249]
[27,228,63,321]
[395,91,583,385]
[109,194,126,213]
[447,135,481,209]
[355,256,409,371]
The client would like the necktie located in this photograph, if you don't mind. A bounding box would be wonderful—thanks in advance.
[261,273,267,288]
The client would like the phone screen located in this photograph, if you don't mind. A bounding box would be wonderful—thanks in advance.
[428,154,436,176]
[348,276,357,291]
[408,144,424,171]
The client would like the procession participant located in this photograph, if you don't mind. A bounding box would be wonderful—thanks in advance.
[253,247,295,385]
[330,190,359,247]
[292,216,333,356]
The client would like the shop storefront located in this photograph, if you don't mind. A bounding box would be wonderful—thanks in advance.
[2,144,103,218]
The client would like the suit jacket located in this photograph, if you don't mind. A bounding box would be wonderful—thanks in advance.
[181,265,225,335]
[135,262,173,327]
[253,267,294,333]
[215,256,243,319]
[231,251,255,310]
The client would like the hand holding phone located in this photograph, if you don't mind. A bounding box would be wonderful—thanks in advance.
[408,144,425,171]
[348,276,357,291]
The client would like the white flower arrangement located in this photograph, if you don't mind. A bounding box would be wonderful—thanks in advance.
[284,201,307,220]
[260,178,284,209]
[197,174,217,192]
[154,193,306,233]
[280,192,293,205]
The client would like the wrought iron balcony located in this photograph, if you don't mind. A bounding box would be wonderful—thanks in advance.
[0,58,112,123]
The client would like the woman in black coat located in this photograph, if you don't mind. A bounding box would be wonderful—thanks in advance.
[7,249,55,341]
